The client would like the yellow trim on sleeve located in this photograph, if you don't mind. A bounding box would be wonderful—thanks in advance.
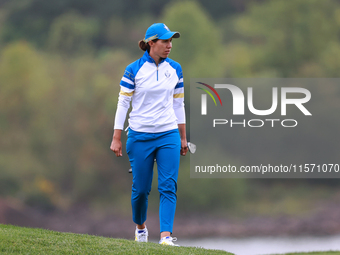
[120,91,134,97]
[173,93,184,98]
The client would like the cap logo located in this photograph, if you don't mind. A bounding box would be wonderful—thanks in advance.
[163,24,170,31]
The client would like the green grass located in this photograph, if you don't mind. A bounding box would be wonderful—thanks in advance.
[275,253,340,255]
[1,224,339,255]
[0,224,231,254]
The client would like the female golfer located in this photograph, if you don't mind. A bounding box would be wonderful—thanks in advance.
[110,23,188,246]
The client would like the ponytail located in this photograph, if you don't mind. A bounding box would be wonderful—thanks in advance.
[138,39,159,52]
[138,40,149,51]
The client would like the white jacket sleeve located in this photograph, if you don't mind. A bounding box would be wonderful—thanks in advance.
[174,104,186,124]
[173,76,185,124]
[113,86,133,130]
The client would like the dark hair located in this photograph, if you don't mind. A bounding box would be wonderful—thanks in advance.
[138,39,158,52]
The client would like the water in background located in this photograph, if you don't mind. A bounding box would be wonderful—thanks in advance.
[180,235,340,255]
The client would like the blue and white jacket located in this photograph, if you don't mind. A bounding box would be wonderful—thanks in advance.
[114,51,185,133]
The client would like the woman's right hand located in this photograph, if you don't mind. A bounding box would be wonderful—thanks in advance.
[110,130,123,157]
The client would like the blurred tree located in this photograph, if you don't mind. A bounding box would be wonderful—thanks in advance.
[0,0,247,51]
[0,41,135,210]
[0,0,166,49]
[47,11,99,56]
[223,42,256,77]
[234,0,340,77]
[105,17,125,47]
[0,41,56,209]
[197,0,247,19]
[0,41,52,135]
[162,1,225,78]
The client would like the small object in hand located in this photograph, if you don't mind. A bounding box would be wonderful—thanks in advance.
[187,142,196,154]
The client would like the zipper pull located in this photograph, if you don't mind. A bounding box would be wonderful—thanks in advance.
[156,66,159,81]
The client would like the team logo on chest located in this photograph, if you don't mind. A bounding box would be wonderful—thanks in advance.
[165,70,171,78]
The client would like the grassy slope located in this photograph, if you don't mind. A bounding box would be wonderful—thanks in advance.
[279,253,340,255]
[0,224,230,254]
[0,224,339,255]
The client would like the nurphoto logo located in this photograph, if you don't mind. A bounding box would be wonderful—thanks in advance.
[196,82,312,128]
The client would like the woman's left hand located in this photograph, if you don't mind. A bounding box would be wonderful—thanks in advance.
[180,139,188,156]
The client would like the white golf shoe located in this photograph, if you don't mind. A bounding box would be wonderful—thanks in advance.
[159,236,179,246]
[135,227,148,242]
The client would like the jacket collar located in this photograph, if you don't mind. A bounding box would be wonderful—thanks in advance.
[142,51,166,65]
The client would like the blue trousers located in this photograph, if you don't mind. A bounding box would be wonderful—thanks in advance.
[126,128,180,233]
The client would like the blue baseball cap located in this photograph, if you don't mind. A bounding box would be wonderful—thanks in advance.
[143,23,180,43]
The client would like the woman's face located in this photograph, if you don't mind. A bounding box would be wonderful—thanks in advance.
[149,38,172,60]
